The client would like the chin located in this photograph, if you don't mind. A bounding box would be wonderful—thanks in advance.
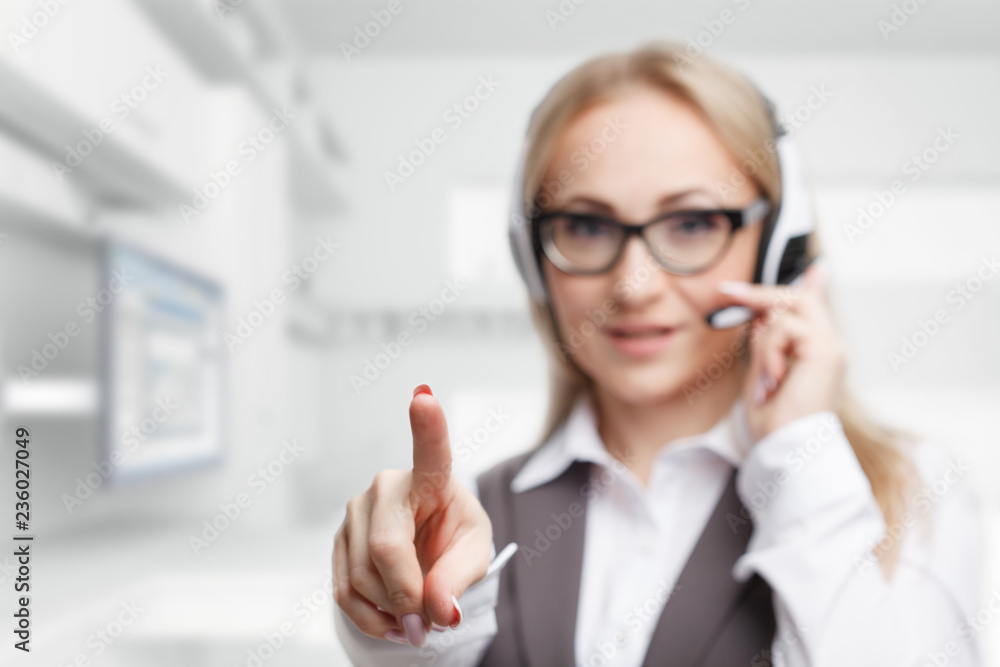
[586,357,694,407]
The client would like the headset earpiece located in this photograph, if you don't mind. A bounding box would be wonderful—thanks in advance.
[507,138,549,303]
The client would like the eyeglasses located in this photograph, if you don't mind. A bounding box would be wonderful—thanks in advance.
[531,197,770,276]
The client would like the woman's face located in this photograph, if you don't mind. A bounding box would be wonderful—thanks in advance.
[540,85,764,406]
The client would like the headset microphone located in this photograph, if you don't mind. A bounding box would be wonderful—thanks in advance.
[507,91,819,330]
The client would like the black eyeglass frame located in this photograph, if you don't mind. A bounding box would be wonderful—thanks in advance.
[531,197,771,277]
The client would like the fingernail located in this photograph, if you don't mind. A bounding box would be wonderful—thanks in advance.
[754,373,768,406]
[413,384,433,397]
[430,622,449,632]
[718,280,751,295]
[384,628,409,644]
[450,595,463,629]
[763,373,777,391]
[402,613,428,648]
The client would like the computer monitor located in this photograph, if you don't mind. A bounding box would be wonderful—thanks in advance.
[101,238,225,483]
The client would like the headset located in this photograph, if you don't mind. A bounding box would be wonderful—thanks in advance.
[507,89,818,330]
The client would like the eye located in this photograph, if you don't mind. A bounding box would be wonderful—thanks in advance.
[562,215,614,239]
[668,212,725,236]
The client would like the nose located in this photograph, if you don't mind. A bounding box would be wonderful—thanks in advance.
[607,234,674,306]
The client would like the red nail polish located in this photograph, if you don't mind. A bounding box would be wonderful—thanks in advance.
[449,595,463,629]
[413,384,433,397]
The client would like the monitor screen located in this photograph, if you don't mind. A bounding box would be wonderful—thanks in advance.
[101,238,225,482]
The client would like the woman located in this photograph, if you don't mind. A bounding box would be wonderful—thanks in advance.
[333,41,981,666]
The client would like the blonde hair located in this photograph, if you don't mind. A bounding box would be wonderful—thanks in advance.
[517,41,921,578]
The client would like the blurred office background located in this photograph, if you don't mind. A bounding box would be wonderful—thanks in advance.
[0,0,996,665]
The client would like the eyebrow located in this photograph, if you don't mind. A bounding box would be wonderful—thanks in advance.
[556,188,720,215]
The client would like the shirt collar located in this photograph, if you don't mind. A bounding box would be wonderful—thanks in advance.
[509,390,754,494]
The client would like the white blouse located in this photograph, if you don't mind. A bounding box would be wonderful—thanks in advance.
[335,392,983,666]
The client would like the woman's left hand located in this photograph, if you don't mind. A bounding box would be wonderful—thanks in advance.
[717,261,847,443]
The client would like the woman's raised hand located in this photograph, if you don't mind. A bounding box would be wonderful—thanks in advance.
[333,384,493,648]
[717,261,847,442]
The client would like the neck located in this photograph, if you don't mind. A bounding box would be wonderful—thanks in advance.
[593,363,747,487]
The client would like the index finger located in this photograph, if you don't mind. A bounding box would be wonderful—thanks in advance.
[716,259,822,311]
[409,385,452,503]
[716,262,832,331]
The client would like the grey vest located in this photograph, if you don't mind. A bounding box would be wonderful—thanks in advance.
[476,450,775,667]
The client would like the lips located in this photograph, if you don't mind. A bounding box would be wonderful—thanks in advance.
[606,323,677,337]
[605,321,682,358]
